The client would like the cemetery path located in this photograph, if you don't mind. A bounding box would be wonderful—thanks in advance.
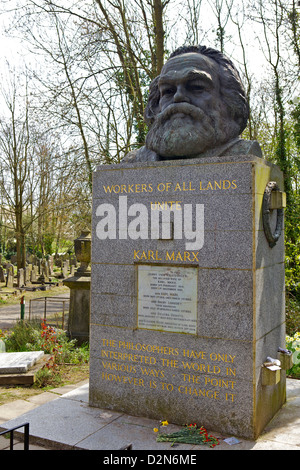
[0,293,70,330]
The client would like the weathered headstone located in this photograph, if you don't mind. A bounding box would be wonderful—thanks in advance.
[0,266,5,283]
[62,261,69,279]
[89,45,287,440]
[30,268,37,283]
[17,268,25,288]
[48,256,54,275]
[24,265,30,283]
[6,264,14,288]
[42,260,50,281]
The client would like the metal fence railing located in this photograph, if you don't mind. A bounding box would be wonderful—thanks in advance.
[29,297,69,329]
[0,423,30,450]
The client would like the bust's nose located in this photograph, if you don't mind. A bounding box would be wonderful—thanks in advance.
[173,84,190,103]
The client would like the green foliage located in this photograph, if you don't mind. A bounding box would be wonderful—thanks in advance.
[291,100,300,151]
[286,332,300,378]
[286,296,300,336]
[2,320,89,387]
[3,321,40,352]
[2,320,89,364]
[285,207,300,300]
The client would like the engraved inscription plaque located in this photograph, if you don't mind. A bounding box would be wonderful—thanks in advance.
[137,265,198,334]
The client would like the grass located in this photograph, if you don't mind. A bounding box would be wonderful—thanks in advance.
[0,283,70,306]
[0,284,86,407]
[0,306,90,404]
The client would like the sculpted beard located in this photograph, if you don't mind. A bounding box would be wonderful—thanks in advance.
[146,102,230,158]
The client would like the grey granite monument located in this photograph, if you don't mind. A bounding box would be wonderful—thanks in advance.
[90,45,287,439]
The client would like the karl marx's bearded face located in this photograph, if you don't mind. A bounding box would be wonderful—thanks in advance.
[145,52,242,158]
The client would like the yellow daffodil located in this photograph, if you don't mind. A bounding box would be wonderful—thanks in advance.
[153,428,159,433]
[161,420,169,426]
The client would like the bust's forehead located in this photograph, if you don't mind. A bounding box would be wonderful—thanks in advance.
[161,52,219,76]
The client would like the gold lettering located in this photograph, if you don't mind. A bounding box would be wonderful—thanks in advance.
[100,339,239,403]
[225,392,235,402]
[223,180,231,189]
[199,179,238,191]
[210,353,236,363]
[161,359,179,368]
[101,339,117,347]
[140,367,165,378]
[150,201,181,210]
[204,377,236,389]
[134,250,162,261]
[182,349,206,359]
[226,367,236,376]
[157,182,172,192]
[182,373,201,383]
[166,251,175,261]
[102,372,145,387]
[182,181,195,191]
[103,183,155,194]
[178,385,219,399]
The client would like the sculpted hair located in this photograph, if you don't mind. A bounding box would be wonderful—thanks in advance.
[144,45,249,134]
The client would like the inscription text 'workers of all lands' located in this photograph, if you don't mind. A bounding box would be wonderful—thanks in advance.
[95,178,239,251]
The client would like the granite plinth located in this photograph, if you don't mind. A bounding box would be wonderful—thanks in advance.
[90,154,286,440]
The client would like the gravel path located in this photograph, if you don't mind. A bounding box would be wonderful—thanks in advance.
[0,293,70,330]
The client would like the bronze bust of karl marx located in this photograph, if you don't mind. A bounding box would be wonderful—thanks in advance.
[123,45,262,163]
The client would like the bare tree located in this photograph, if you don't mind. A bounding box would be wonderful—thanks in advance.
[0,75,33,268]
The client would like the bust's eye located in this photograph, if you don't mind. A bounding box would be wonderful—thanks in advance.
[161,86,176,97]
[187,82,205,93]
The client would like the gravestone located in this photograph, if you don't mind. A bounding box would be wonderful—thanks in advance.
[6,264,14,288]
[49,256,54,275]
[17,268,25,288]
[62,261,69,279]
[24,265,30,283]
[89,45,287,440]
[0,266,5,283]
[30,268,37,283]
[0,351,44,374]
